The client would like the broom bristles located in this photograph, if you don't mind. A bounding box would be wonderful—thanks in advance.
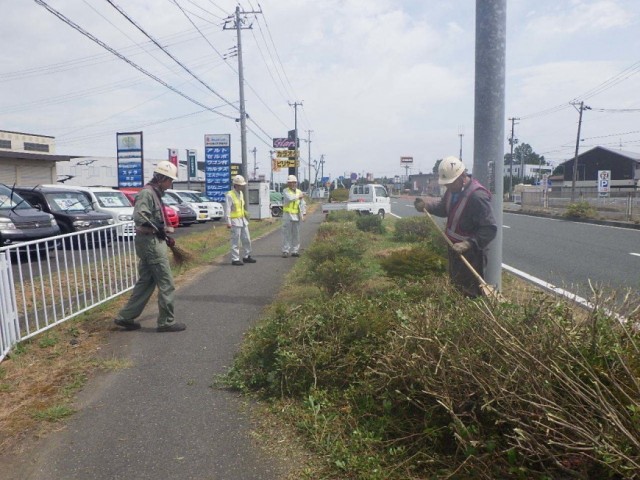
[169,243,194,265]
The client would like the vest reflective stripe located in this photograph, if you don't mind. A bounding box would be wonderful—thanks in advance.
[444,179,490,243]
[228,189,244,218]
[283,188,301,214]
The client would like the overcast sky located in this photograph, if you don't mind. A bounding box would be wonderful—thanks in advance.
[2,0,639,184]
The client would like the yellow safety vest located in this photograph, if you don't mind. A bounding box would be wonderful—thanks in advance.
[228,189,244,219]
[283,188,301,214]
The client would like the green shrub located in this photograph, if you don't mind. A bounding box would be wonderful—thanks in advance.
[305,235,365,265]
[329,188,349,202]
[308,257,367,296]
[326,210,358,222]
[379,244,446,279]
[355,214,385,234]
[564,201,597,219]
[393,216,432,242]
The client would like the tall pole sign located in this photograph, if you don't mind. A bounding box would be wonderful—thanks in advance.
[204,134,231,202]
[168,148,178,168]
[117,131,143,188]
[187,149,197,190]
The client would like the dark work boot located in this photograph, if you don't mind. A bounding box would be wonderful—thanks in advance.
[114,318,141,330]
[242,256,256,263]
[157,322,187,333]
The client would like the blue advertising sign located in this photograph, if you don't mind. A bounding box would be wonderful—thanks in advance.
[204,134,231,202]
[117,132,143,188]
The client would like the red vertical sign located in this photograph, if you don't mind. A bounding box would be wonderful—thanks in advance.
[168,148,178,168]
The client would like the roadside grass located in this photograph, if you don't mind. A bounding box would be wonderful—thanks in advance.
[0,217,281,455]
[222,213,640,479]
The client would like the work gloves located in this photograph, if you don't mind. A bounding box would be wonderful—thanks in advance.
[452,240,472,254]
[414,197,426,212]
[165,236,176,247]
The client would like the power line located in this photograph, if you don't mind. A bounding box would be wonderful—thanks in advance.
[105,0,238,111]
[35,0,237,121]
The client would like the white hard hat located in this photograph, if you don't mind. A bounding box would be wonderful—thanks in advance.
[287,175,298,183]
[232,174,247,186]
[438,156,466,185]
[154,160,178,180]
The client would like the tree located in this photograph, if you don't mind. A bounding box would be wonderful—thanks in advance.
[433,159,443,174]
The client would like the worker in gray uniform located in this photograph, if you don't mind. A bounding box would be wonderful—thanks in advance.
[417,156,497,297]
[281,175,306,258]
[114,161,186,332]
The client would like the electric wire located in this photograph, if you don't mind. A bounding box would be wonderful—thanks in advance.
[171,0,283,140]
[34,0,237,121]
[105,0,238,111]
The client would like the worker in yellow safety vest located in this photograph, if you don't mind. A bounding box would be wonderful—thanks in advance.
[281,175,306,258]
[224,175,256,266]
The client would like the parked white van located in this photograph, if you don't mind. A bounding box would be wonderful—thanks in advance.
[41,185,135,238]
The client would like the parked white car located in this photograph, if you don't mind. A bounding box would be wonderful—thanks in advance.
[165,189,209,223]
[41,185,135,238]
[174,189,223,221]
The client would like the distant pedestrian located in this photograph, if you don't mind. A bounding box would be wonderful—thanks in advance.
[114,161,186,332]
[281,175,306,258]
[225,175,256,266]
[416,156,497,297]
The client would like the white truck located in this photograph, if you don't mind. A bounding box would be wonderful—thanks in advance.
[321,184,391,218]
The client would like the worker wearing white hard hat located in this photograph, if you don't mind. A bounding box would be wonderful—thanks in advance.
[224,175,256,265]
[414,156,496,297]
[115,160,186,332]
[281,175,306,258]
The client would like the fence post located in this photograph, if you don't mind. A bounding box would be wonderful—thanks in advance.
[0,251,19,361]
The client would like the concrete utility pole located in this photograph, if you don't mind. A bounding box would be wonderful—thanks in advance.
[224,5,262,198]
[306,129,313,192]
[473,0,506,291]
[570,101,590,203]
[251,147,257,179]
[507,117,519,200]
[269,150,275,189]
[288,101,303,179]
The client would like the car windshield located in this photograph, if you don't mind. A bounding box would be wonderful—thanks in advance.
[0,185,31,210]
[162,193,179,205]
[176,192,199,202]
[195,193,211,202]
[94,191,132,208]
[45,192,92,212]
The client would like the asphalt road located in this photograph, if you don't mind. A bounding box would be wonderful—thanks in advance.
[3,214,319,480]
[391,197,640,296]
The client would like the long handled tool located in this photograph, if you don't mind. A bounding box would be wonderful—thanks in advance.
[415,199,504,302]
[139,213,194,266]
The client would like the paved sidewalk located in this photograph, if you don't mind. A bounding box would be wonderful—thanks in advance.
[5,213,321,480]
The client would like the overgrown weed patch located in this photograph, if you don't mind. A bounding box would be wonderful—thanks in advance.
[224,214,640,479]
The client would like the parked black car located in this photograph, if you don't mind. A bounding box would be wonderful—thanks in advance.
[0,183,61,249]
[14,186,114,247]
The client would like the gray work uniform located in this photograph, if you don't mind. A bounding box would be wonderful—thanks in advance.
[428,178,497,297]
[116,186,176,327]
[224,188,252,262]
[281,187,306,255]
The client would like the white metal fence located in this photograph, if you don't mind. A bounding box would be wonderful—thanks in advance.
[521,190,639,222]
[0,222,138,362]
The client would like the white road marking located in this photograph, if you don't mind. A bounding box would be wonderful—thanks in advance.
[503,225,511,229]
[631,253,640,257]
